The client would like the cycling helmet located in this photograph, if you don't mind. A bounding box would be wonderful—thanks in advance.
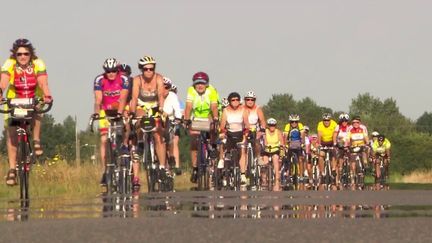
[338,113,350,122]
[192,71,209,85]
[322,113,332,120]
[372,131,380,137]
[289,114,300,122]
[170,85,178,93]
[163,77,172,87]
[227,92,241,102]
[138,56,156,68]
[119,63,131,76]
[103,58,118,72]
[13,38,33,49]
[267,118,277,126]
[221,97,229,108]
[304,126,310,131]
[310,134,318,139]
[244,91,256,99]
[378,134,385,142]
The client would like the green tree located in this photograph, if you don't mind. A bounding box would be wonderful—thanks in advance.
[416,112,432,135]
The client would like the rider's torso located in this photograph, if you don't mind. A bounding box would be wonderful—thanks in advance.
[225,106,244,132]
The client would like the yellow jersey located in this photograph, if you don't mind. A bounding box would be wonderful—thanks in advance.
[317,120,337,143]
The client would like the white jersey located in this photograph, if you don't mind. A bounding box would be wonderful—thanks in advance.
[225,106,245,133]
[162,91,182,120]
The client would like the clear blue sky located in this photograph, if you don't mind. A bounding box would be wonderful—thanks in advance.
[1,0,430,130]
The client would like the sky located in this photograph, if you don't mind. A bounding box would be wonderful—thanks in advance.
[1,0,431,130]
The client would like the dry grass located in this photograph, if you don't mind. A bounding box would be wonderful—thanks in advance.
[0,159,194,199]
[399,170,432,184]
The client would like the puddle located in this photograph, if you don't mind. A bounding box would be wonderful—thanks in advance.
[1,191,432,222]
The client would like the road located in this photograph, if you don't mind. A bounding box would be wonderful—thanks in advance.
[1,190,431,242]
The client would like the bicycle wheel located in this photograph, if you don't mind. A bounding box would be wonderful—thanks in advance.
[197,139,206,191]
[17,141,30,201]
[143,135,154,192]
[290,153,299,187]
[246,146,254,188]
[105,140,116,194]
[267,163,273,191]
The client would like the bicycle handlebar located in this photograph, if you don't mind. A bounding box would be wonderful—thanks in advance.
[0,97,53,114]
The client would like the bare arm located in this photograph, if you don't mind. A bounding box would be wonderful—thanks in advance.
[156,74,165,108]
[37,74,52,98]
[184,101,193,120]
[257,107,266,129]
[0,73,9,95]
[117,89,128,114]
[94,90,103,114]
[210,102,218,120]
[220,109,227,133]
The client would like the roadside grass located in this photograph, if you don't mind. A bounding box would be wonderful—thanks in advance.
[0,160,195,199]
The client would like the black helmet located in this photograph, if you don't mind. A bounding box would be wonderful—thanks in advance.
[119,63,131,76]
[227,92,241,102]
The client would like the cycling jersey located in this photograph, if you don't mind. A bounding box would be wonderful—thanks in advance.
[265,128,281,153]
[346,125,368,147]
[284,122,304,142]
[94,73,129,111]
[334,124,349,147]
[372,138,391,155]
[224,106,245,133]
[245,105,260,131]
[163,91,182,120]
[1,58,46,98]
[317,120,337,144]
[186,84,220,119]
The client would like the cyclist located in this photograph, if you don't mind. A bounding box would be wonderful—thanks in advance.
[0,39,53,186]
[262,118,284,191]
[129,55,167,183]
[183,71,220,183]
[345,115,369,185]
[303,126,311,181]
[243,91,266,167]
[372,134,391,186]
[333,113,350,185]
[317,113,337,184]
[283,114,306,182]
[92,58,129,188]
[161,77,182,175]
[219,92,250,187]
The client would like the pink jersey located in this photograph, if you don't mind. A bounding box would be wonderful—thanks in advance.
[94,73,129,110]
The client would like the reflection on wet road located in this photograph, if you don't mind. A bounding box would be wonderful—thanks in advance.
[2,190,432,222]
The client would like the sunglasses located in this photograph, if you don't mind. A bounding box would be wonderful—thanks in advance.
[290,121,298,123]
[105,69,118,74]
[230,98,240,102]
[323,120,330,122]
[352,121,360,124]
[245,98,255,101]
[142,67,155,72]
[16,52,30,57]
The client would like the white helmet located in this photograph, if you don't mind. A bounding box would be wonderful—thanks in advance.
[244,91,256,99]
[103,58,118,71]
[163,77,172,86]
[267,118,277,125]
[138,55,156,68]
[170,84,178,93]
[304,126,310,131]
[221,97,229,108]
[289,114,300,122]
[372,131,379,137]
[338,113,350,122]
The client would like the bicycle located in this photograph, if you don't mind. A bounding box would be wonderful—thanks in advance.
[133,110,172,192]
[223,141,242,191]
[320,146,333,190]
[310,153,320,190]
[350,146,366,190]
[339,147,351,189]
[286,148,300,189]
[246,133,259,191]
[375,154,388,189]
[90,111,131,195]
[0,97,52,202]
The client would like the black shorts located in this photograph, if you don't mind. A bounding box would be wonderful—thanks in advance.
[226,131,243,151]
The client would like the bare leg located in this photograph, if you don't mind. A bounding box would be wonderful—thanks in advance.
[7,127,18,170]
[154,129,166,167]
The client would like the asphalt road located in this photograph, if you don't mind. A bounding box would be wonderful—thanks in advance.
[1,190,431,243]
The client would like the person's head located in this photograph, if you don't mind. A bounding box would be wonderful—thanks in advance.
[322,113,332,127]
[304,126,309,134]
[103,58,119,81]
[138,56,156,79]
[10,38,37,66]
[221,97,229,109]
[244,91,256,108]
[378,134,385,144]
[227,92,241,108]
[162,77,172,96]
[119,63,132,76]
[192,71,209,94]
[371,131,379,140]
[338,113,350,125]
[351,115,361,128]
[289,114,300,127]
[170,84,178,94]
[267,118,277,130]
[310,134,318,144]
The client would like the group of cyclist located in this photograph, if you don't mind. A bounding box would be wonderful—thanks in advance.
[0,38,392,192]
